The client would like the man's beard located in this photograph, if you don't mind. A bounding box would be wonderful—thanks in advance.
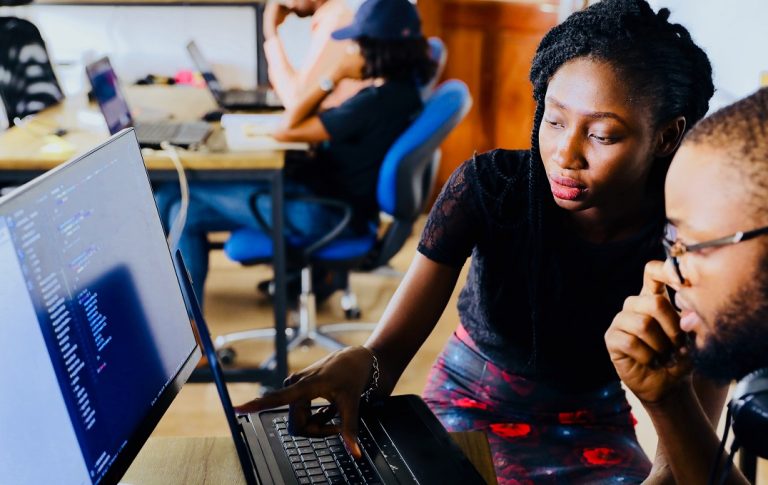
[687,264,768,383]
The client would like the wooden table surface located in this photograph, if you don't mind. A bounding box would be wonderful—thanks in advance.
[0,86,294,174]
[121,432,497,484]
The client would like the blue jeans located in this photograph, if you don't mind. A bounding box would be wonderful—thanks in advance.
[154,180,349,302]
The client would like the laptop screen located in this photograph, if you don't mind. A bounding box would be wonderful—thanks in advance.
[85,57,134,135]
[186,41,225,100]
[0,130,200,484]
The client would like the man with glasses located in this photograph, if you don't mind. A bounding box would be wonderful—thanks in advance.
[605,87,768,484]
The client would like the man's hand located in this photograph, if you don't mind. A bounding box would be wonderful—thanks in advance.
[605,261,693,403]
[264,1,292,40]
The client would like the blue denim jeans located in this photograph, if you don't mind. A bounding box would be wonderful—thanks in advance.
[154,180,349,301]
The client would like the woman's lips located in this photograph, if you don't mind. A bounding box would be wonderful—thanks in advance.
[549,175,586,201]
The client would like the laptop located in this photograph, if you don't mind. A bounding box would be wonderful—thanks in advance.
[187,40,283,111]
[176,254,487,484]
[85,57,212,149]
[0,130,201,484]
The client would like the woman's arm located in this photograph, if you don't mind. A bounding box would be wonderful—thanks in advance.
[236,253,462,457]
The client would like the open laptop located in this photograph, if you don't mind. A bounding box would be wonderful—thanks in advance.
[85,57,212,148]
[175,255,487,484]
[187,40,283,111]
[0,130,201,484]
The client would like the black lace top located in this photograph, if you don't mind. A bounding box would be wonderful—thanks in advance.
[418,149,664,390]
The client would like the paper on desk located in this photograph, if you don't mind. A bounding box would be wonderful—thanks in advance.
[221,113,309,151]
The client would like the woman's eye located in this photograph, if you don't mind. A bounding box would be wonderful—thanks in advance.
[544,118,563,128]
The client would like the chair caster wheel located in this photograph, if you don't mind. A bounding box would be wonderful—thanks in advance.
[345,308,362,320]
[217,347,236,365]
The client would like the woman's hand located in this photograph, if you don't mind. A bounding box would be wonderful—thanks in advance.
[605,261,693,403]
[235,345,376,458]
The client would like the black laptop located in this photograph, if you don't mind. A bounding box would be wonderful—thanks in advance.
[85,57,212,149]
[0,130,201,484]
[175,247,487,484]
[187,40,283,111]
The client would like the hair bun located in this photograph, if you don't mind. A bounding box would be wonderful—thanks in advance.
[656,7,671,23]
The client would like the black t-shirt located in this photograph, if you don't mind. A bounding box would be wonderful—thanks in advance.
[418,149,665,391]
[311,80,422,230]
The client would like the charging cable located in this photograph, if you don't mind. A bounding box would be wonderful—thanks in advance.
[159,141,190,252]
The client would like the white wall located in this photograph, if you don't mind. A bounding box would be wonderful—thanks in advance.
[1,4,312,96]
[648,0,768,112]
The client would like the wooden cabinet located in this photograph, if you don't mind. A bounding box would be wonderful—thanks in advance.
[418,0,559,196]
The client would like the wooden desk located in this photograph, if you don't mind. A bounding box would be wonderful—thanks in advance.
[0,85,301,387]
[0,86,284,179]
[122,433,497,485]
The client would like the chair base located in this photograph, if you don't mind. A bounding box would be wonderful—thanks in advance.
[214,266,376,370]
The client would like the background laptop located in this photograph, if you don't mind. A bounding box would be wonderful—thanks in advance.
[85,57,212,148]
[187,40,283,111]
[175,252,487,485]
[0,130,201,484]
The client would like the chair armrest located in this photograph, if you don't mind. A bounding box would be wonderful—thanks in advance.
[248,193,353,259]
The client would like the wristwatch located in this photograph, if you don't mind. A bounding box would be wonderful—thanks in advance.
[319,77,335,93]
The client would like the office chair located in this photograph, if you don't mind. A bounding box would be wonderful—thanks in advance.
[422,37,447,99]
[0,15,64,125]
[218,80,472,367]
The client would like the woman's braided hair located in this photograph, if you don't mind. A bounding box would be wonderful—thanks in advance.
[522,0,714,368]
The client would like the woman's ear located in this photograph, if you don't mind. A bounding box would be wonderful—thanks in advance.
[655,116,687,158]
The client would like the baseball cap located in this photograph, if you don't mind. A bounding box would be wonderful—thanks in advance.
[331,0,422,41]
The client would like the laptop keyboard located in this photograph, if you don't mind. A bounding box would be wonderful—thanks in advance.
[135,122,179,142]
[272,416,383,485]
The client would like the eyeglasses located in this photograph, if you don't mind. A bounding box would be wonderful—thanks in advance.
[662,223,768,285]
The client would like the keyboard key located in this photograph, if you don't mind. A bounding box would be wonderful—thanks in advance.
[324,466,340,475]
[329,445,344,454]
[290,455,303,464]
[298,478,311,485]
[306,467,324,476]
[310,476,328,484]
[315,449,332,457]
[303,460,320,469]
[298,447,314,455]
[295,470,308,478]
[292,461,306,471]
[327,477,345,485]
[312,441,329,450]
[295,439,311,447]
[318,455,334,464]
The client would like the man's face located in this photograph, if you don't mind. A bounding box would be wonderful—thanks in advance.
[665,142,768,381]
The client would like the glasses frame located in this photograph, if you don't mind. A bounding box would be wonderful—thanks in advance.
[663,223,768,284]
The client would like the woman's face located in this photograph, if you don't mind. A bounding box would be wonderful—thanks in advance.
[538,58,660,212]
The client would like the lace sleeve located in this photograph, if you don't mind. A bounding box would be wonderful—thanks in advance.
[417,159,482,268]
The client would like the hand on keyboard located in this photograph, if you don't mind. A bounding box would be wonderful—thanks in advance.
[235,345,377,459]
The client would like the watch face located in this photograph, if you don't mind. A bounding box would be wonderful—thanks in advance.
[320,78,334,92]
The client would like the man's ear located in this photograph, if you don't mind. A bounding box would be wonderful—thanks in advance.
[655,116,687,158]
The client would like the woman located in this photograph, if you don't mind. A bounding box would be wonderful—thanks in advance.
[156,0,436,300]
[238,0,721,482]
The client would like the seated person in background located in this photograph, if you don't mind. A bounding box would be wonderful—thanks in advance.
[236,1,722,483]
[605,87,768,485]
[157,0,436,302]
[264,0,368,110]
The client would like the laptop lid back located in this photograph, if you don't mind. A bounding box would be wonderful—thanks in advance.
[172,250,260,485]
[186,41,225,103]
[85,57,134,134]
[0,130,200,484]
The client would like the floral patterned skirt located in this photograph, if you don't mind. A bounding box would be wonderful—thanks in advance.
[423,327,651,484]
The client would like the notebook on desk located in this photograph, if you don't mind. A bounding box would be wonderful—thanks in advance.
[85,56,211,149]
[187,40,283,111]
[0,130,201,484]
[175,253,487,484]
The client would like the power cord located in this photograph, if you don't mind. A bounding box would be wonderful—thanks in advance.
[158,141,190,252]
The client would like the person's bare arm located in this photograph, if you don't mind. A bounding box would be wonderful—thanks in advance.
[236,254,462,457]
[263,2,299,108]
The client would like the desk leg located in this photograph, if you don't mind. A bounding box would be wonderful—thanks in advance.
[271,169,288,386]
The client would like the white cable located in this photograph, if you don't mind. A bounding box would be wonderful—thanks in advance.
[160,141,190,252]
